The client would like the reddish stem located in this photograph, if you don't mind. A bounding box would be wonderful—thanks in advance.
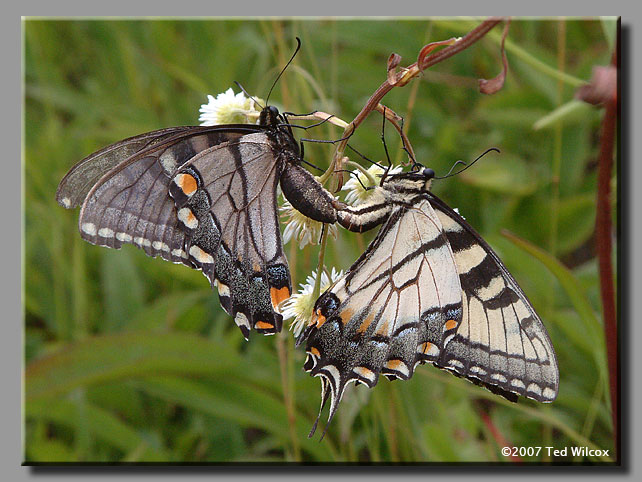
[594,38,618,453]
[480,411,522,462]
[334,18,505,159]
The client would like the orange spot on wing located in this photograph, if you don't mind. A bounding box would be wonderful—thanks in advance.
[354,366,374,379]
[270,286,291,308]
[178,173,197,195]
[315,309,327,328]
[386,359,402,370]
[357,311,375,334]
[421,341,433,354]
[445,319,458,331]
[375,319,390,337]
[309,346,320,357]
[339,308,354,326]
[255,321,274,330]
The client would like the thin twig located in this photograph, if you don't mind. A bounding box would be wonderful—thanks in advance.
[330,17,505,173]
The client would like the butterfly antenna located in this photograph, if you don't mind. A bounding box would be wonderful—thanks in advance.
[345,144,385,170]
[379,107,393,186]
[435,147,500,180]
[335,169,374,192]
[233,80,265,110]
[266,37,301,106]
[440,160,468,178]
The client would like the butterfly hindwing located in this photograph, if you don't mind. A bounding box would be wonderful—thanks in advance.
[299,196,463,432]
[429,195,559,402]
[77,152,189,265]
[169,132,292,337]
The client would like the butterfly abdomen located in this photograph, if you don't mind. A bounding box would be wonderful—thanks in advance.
[279,163,337,224]
[335,188,391,233]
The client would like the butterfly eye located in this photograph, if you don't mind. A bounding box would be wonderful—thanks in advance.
[423,168,435,179]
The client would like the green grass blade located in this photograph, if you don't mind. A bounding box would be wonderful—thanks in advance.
[533,99,593,131]
[25,398,170,461]
[25,332,241,401]
[137,376,339,461]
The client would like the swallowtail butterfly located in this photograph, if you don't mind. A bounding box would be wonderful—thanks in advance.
[57,105,337,339]
[297,166,559,435]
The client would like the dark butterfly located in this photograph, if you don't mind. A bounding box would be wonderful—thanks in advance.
[57,104,338,339]
[297,166,559,436]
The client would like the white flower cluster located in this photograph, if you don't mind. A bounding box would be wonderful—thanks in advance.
[199,88,264,126]
[341,163,402,206]
[280,198,338,250]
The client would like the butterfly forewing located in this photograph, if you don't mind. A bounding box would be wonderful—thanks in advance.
[431,197,559,402]
[74,129,249,265]
[56,126,197,209]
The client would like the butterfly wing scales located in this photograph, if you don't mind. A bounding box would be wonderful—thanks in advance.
[74,130,248,265]
[430,195,559,402]
[169,132,291,337]
[301,186,559,435]
[78,153,190,264]
[60,125,293,338]
[299,197,463,431]
[56,127,196,209]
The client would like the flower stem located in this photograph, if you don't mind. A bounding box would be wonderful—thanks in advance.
[312,224,330,302]
[344,160,377,186]
[330,17,505,172]
[276,329,300,460]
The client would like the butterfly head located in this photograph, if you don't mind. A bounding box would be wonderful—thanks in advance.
[259,105,283,127]
[381,164,435,193]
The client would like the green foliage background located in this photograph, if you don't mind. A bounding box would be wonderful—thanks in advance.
[24,18,617,462]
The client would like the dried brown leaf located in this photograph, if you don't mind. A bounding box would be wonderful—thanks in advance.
[479,19,510,95]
